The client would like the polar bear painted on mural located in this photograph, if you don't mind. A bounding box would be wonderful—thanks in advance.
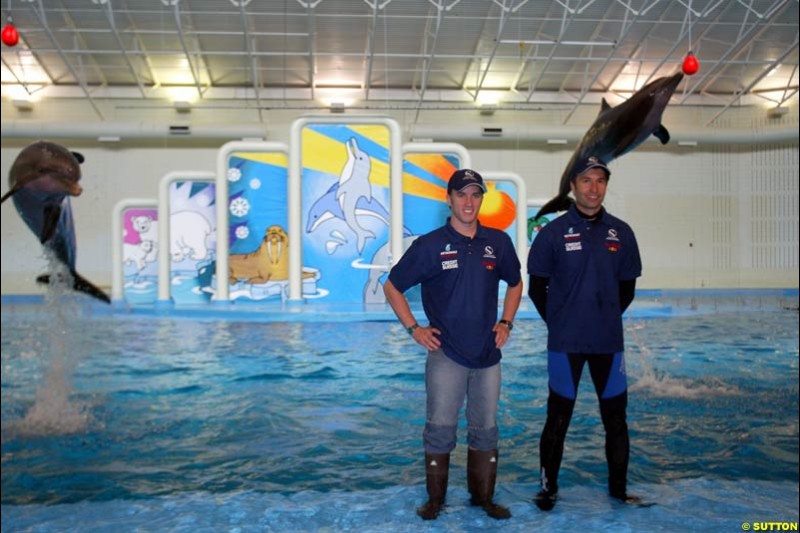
[123,239,157,271]
[170,211,213,262]
[131,215,158,241]
[131,213,212,262]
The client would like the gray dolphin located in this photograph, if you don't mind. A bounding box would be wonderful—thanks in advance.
[336,137,375,254]
[3,141,110,303]
[536,72,684,219]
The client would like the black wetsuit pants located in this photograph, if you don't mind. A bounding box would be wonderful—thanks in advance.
[539,351,630,498]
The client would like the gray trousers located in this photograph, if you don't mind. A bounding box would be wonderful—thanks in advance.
[423,349,501,454]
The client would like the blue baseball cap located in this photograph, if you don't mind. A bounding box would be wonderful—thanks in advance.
[572,156,611,180]
[447,169,487,193]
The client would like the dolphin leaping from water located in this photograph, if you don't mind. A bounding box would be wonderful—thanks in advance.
[536,72,684,219]
[3,141,110,303]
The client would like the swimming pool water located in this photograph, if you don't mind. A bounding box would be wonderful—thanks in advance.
[1,295,798,532]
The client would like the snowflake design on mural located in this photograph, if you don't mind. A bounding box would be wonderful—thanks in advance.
[235,225,250,239]
[229,197,250,217]
[228,168,242,182]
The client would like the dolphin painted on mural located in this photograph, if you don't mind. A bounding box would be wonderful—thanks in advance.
[362,235,418,304]
[3,141,110,303]
[306,181,412,239]
[535,72,684,219]
[336,137,376,254]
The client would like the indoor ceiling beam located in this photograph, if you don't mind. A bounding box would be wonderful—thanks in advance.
[303,3,317,99]
[639,0,730,87]
[557,0,617,94]
[508,1,557,92]
[185,7,217,89]
[561,1,643,123]
[603,1,677,92]
[705,37,798,125]
[362,2,381,100]
[2,56,36,96]
[172,2,203,99]
[778,63,799,106]
[679,0,791,104]
[59,4,109,89]
[472,0,515,101]
[239,0,264,122]
[524,0,583,102]
[414,2,445,122]
[29,0,104,119]
[17,46,790,67]
[102,0,147,98]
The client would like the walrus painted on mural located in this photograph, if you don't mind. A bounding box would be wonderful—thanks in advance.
[229,225,292,284]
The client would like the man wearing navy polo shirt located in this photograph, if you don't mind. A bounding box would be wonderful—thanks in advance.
[384,168,523,521]
[527,155,642,510]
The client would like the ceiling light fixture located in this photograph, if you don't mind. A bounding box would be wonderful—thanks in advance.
[174,101,192,113]
[767,106,788,119]
[12,99,33,111]
[498,39,616,47]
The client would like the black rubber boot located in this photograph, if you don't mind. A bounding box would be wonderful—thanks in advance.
[417,452,449,520]
[467,448,511,520]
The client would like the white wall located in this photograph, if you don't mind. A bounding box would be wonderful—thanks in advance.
[2,99,798,294]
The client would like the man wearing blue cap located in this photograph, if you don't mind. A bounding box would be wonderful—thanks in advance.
[384,168,523,521]
[527,156,643,510]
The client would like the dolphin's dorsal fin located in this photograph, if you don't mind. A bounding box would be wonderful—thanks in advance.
[40,204,62,244]
[599,98,612,113]
[653,124,671,144]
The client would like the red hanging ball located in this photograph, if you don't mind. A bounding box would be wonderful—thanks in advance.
[682,51,699,76]
[2,23,19,47]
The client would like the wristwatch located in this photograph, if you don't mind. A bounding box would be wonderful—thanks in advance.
[499,319,514,331]
[407,323,420,335]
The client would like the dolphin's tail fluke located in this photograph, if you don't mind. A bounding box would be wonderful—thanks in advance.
[355,229,376,255]
[36,271,111,304]
[535,195,574,219]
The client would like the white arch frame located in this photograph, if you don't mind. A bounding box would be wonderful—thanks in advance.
[401,142,472,170]
[156,170,216,304]
[111,198,157,303]
[289,116,403,302]
[213,141,290,303]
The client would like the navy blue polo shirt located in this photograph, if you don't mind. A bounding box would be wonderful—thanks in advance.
[528,205,641,354]
[388,220,521,369]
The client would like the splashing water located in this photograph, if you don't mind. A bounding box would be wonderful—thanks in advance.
[6,252,93,437]
[626,320,739,399]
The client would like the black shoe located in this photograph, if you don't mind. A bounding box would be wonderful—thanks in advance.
[611,492,655,507]
[416,500,443,520]
[475,501,511,520]
[534,489,558,511]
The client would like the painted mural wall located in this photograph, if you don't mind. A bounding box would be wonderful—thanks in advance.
[119,129,523,306]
